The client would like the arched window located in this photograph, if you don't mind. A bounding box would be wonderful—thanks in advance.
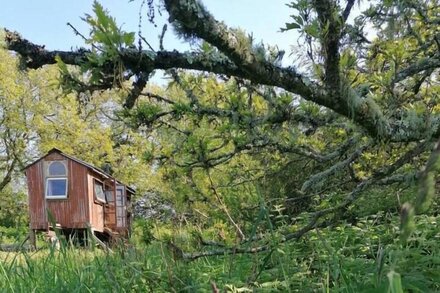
[48,162,66,176]
[46,161,68,198]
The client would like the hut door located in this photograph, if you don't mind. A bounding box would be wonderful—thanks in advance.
[116,185,126,228]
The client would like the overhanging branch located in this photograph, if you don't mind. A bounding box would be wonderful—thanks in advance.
[5,0,440,142]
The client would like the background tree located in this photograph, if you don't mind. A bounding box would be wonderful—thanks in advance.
[0,45,155,237]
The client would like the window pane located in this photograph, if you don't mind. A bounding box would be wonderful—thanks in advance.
[47,179,67,197]
[105,190,114,202]
[49,162,66,176]
[94,181,106,202]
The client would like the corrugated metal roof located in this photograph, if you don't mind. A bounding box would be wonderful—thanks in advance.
[24,148,135,193]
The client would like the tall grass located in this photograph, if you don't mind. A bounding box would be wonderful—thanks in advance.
[1,213,440,292]
[0,244,171,292]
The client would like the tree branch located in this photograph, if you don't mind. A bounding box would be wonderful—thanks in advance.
[342,0,356,21]
[393,54,440,84]
[0,158,17,192]
[6,0,440,142]
[3,7,390,140]
[301,143,367,193]
[4,29,88,68]
[161,0,391,139]
[172,139,427,261]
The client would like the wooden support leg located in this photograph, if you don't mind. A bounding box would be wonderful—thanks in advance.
[29,229,36,249]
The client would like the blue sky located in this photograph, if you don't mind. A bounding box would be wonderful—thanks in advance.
[0,1,298,55]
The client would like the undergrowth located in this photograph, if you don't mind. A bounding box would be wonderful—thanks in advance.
[0,212,440,292]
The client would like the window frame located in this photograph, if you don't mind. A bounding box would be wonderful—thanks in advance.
[94,179,107,204]
[45,177,68,199]
[105,189,114,204]
[48,161,67,176]
[45,161,68,199]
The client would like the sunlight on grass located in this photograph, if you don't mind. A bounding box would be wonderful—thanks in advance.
[0,213,439,292]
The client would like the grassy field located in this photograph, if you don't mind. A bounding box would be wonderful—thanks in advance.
[0,213,440,292]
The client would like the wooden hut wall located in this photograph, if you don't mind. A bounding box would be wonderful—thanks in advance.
[26,157,46,230]
[87,171,105,232]
[27,153,90,230]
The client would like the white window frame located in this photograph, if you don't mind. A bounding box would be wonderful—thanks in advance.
[45,178,68,199]
[45,161,68,199]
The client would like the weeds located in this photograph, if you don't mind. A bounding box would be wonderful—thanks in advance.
[0,213,439,292]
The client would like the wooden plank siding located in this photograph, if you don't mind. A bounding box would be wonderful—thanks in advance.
[104,203,117,230]
[27,153,90,230]
[26,158,46,229]
[88,171,104,232]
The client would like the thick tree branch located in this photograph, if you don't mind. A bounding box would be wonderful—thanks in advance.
[5,0,440,142]
[5,27,389,138]
[4,30,88,68]
[124,74,148,109]
[314,0,342,92]
[4,6,390,140]
[0,158,16,192]
[343,0,356,21]
[162,0,391,139]
[301,143,367,193]
[393,54,440,83]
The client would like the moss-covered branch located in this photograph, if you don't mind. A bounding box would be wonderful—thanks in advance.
[4,1,440,142]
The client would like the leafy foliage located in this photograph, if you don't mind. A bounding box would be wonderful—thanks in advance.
[2,211,440,291]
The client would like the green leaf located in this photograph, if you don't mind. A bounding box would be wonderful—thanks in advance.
[292,15,303,26]
[304,22,319,38]
[123,32,135,46]
[93,1,108,27]
[387,270,403,293]
[55,55,68,75]
[399,202,415,244]
[280,22,300,32]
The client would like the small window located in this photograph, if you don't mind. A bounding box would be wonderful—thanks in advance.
[94,181,106,203]
[46,161,68,199]
[48,162,66,176]
[46,178,68,198]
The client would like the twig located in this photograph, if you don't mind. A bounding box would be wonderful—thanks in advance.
[139,35,156,52]
[67,22,103,52]
[183,244,268,260]
[207,169,245,241]
[159,24,167,51]
[140,92,175,104]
